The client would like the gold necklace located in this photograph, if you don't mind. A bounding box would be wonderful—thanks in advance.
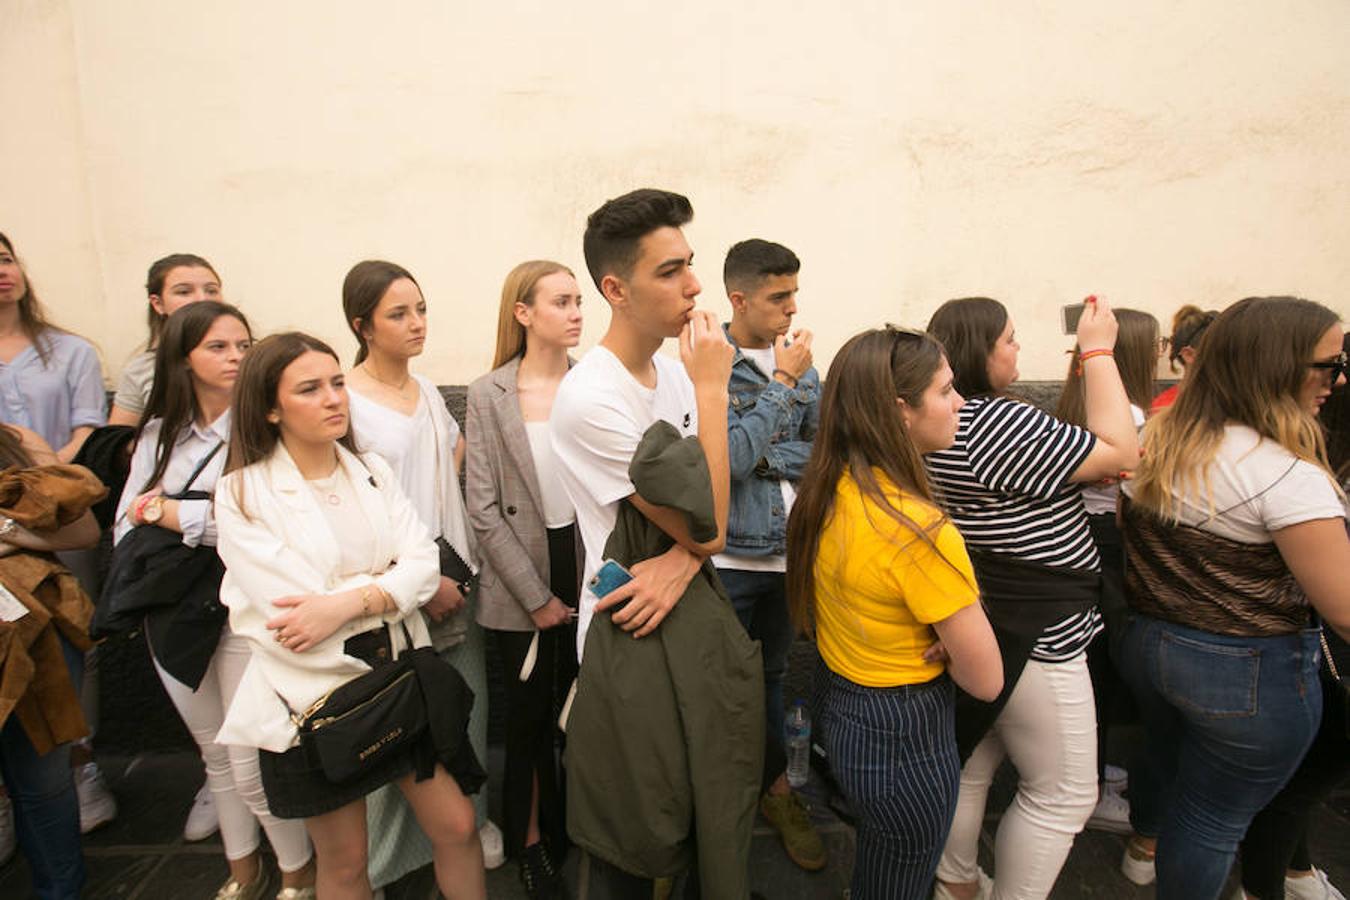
[362,363,411,393]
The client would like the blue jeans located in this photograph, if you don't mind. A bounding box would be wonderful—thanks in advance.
[0,638,86,899]
[820,669,959,900]
[1120,615,1322,900]
[715,568,792,791]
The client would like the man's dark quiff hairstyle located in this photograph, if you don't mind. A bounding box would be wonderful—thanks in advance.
[723,239,800,295]
[582,189,694,292]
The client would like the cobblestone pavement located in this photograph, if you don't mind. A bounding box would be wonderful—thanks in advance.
[4,748,1346,898]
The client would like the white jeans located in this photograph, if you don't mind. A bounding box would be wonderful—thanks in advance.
[936,654,1098,900]
[152,628,313,871]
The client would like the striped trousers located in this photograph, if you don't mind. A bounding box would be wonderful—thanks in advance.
[820,669,960,900]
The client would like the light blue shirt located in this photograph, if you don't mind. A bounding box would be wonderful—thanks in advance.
[0,331,106,450]
[114,412,230,548]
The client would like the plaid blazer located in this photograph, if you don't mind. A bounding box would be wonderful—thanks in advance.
[465,356,582,632]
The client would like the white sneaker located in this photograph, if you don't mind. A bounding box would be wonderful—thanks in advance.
[183,784,219,842]
[933,868,992,900]
[479,819,505,870]
[1286,868,1347,900]
[1086,786,1132,834]
[1120,839,1156,886]
[0,793,15,866]
[1104,764,1128,791]
[75,762,117,834]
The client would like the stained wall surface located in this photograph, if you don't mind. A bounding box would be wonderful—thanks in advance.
[5,0,1349,384]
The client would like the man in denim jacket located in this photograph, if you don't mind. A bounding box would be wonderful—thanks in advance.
[712,239,825,872]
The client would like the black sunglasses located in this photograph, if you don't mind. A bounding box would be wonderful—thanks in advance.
[1309,351,1348,384]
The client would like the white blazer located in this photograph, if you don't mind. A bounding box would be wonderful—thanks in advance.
[214,442,439,752]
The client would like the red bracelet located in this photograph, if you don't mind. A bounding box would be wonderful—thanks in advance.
[1076,348,1114,375]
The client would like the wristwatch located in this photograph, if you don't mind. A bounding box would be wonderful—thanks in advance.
[0,516,16,539]
[141,496,166,525]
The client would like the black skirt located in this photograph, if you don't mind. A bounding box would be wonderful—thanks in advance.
[259,626,484,820]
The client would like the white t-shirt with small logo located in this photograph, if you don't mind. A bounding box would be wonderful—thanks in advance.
[550,346,698,659]
[713,344,795,574]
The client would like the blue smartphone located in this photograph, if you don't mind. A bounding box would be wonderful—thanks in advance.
[590,559,634,612]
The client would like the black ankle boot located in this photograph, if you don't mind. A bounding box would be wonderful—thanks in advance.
[519,842,567,900]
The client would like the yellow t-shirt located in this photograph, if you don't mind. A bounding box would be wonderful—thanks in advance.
[813,470,979,687]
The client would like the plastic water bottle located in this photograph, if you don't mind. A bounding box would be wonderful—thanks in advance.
[784,701,811,789]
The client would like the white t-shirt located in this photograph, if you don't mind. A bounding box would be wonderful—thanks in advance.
[713,344,795,574]
[1081,403,1146,516]
[1123,424,1345,544]
[550,346,698,659]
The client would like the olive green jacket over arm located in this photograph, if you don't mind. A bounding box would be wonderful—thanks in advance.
[565,421,764,899]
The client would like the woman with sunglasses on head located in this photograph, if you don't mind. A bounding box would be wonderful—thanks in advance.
[108,254,224,427]
[214,332,486,900]
[786,327,1001,899]
[925,296,1140,900]
[1149,304,1218,416]
[1118,297,1349,900]
[113,303,316,900]
[340,260,500,887]
[0,232,105,462]
[464,261,584,898]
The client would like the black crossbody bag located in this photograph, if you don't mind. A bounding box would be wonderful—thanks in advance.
[287,622,429,783]
[1320,629,1350,741]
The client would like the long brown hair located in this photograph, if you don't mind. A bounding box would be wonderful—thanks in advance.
[0,232,67,366]
[786,327,965,635]
[492,260,574,369]
[342,260,419,365]
[225,332,359,517]
[1056,308,1160,426]
[1132,296,1340,519]
[926,297,1008,400]
[144,253,221,349]
[137,302,250,493]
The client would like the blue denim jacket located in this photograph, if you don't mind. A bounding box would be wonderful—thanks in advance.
[724,326,820,556]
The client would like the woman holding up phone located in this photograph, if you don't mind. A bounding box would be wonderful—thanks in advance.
[926,296,1139,900]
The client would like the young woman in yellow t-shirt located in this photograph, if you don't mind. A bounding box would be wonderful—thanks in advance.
[786,327,1001,900]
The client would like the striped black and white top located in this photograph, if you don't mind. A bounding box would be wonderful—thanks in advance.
[926,396,1103,662]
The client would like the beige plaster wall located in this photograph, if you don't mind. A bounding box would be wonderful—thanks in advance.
[5,0,1349,385]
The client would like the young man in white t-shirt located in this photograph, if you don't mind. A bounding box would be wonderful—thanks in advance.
[711,239,826,872]
[550,189,736,892]
[550,188,734,663]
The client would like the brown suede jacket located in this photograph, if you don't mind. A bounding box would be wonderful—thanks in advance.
[0,464,106,754]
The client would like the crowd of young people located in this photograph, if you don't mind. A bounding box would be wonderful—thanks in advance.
[0,191,1346,900]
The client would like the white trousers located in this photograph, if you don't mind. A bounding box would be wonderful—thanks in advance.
[936,654,1098,900]
[152,628,313,871]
